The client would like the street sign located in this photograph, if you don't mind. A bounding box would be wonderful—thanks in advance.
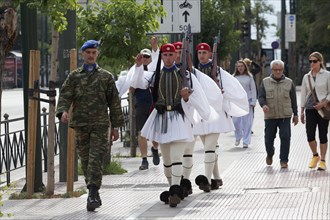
[173,0,201,33]
[271,41,279,49]
[137,0,201,34]
[285,14,296,42]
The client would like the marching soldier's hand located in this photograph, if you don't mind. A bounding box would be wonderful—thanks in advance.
[155,105,165,114]
[181,87,191,102]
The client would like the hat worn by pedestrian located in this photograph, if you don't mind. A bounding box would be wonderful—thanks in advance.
[140,48,152,57]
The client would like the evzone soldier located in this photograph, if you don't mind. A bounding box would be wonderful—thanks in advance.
[139,43,211,207]
[193,42,249,192]
[172,41,225,193]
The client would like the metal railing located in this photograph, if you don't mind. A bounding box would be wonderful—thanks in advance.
[0,102,129,185]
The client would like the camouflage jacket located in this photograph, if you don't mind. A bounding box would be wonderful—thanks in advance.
[56,64,124,128]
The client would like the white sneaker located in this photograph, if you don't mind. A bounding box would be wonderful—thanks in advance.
[235,140,240,146]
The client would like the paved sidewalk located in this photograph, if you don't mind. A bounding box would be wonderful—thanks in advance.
[1,90,330,219]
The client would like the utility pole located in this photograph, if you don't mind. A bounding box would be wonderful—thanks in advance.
[240,0,251,59]
[21,3,44,192]
[288,0,297,82]
[281,0,287,73]
[58,10,77,182]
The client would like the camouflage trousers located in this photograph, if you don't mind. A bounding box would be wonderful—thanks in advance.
[74,125,109,188]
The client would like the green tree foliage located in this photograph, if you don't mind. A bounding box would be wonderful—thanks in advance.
[197,0,243,61]
[296,0,330,58]
[22,0,77,33]
[251,0,274,43]
[77,0,166,74]
[249,0,273,56]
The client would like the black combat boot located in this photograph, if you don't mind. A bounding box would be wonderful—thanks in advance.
[96,190,102,207]
[87,185,100,211]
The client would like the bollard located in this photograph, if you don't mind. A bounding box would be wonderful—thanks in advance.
[4,113,11,186]
[42,107,48,172]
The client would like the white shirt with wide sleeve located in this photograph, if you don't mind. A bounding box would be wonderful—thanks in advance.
[141,71,211,144]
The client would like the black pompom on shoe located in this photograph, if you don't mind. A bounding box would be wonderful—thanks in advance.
[160,190,170,204]
[195,175,211,192]
[168,185,183,207]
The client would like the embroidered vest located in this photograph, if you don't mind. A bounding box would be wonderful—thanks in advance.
[156,68,183,111]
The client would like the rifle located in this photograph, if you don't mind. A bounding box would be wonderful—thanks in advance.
[180,24,193,89]
[212,31,222,90]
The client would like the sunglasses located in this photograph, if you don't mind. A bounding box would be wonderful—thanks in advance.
[143,55,151,59]
[309,60,318,63]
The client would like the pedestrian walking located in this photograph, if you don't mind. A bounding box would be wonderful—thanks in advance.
[129,38,160,170]
[243,58,261,76]
[56,40,125,211]
[243,58,260,135]
[300,51,330,171]
[141,43,211,207]
[232,60,257,148]
[258,59,298,169]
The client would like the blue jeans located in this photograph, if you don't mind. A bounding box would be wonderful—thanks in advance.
[264,118,291,162]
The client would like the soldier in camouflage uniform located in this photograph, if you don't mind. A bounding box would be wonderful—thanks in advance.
[56,40,124,211]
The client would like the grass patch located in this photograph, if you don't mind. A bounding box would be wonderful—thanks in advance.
[78,157,127,176]
[103,159,127,175]
[0,177,16,217]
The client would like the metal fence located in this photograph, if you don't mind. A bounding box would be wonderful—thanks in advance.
[0,102,130,185]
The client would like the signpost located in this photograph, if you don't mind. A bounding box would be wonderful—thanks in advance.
[173,0,200,33]
[137,0,201,34]
[285,14,296,42]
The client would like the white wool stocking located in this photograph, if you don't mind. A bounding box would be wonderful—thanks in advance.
[170,142,187,186]
[200,133,220,184]
[182,140,195,179]
[160,144,172,185]
[212,154,221,179]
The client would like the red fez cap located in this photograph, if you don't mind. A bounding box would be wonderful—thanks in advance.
[173,42,183,50]
[161,43,176,53]
[196,43,211,52]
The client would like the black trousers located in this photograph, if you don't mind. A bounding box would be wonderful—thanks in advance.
[264,118,291,162]
[305,109,329,144]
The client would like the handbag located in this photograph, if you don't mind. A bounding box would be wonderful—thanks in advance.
[308,75,330,120]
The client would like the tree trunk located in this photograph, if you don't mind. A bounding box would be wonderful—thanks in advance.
[0,4,17,132]
[46,24,59,195]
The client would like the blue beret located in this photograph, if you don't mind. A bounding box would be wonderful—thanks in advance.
[81,40,99,51]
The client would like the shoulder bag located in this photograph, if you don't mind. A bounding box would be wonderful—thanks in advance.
[308,75,330,120]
